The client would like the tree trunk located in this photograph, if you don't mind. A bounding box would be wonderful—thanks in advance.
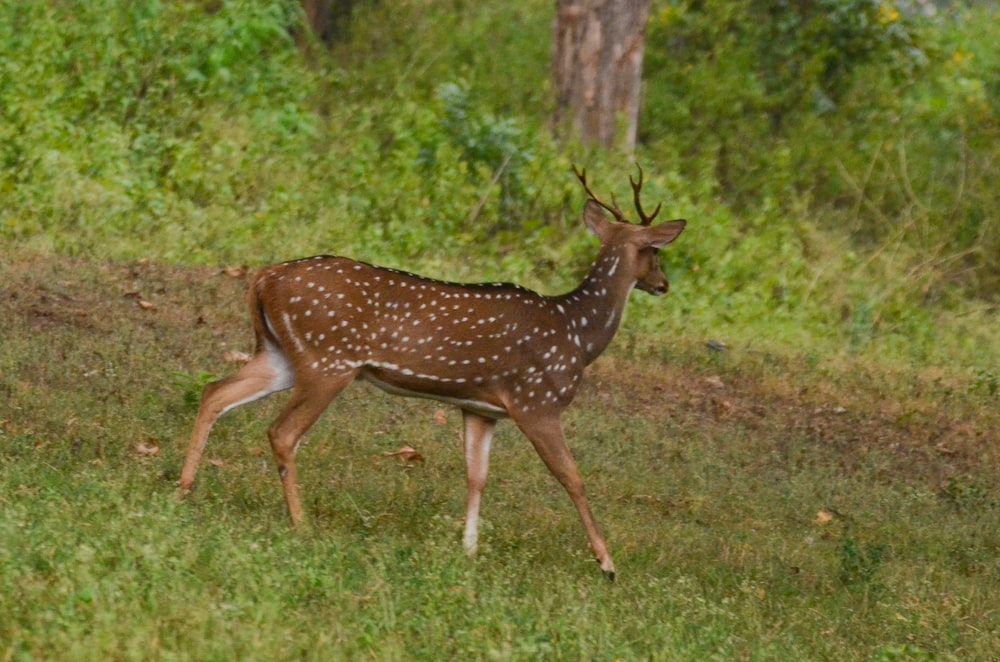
[302,0,332,44]
[552,0,651,151]
[301,0,356,46]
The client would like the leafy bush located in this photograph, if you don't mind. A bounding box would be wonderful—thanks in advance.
[644,0,927,199]
[643,0,1000,299]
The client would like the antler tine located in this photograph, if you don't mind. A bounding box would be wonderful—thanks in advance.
[629,163,662,226]
[573,164,627,223]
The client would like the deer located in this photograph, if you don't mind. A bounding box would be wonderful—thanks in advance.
[177,165,686,580]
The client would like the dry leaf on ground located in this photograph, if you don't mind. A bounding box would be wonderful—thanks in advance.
[223,350,252,363]
[815,509,835,525]
[135,441,159,456]
[383,445,424,464]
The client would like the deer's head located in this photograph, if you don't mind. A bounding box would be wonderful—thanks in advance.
[574,165,686,296]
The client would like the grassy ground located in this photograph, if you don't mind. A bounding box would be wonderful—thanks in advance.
[1,251,997,661]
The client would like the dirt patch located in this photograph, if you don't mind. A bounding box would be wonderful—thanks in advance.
[587,351,999,485]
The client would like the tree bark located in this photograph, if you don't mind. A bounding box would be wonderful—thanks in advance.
[301,0,356,46]
[302,0,333,45]
[552,0,651,151]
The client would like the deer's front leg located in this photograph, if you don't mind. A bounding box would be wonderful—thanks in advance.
[462,410,497,555]
[513,412,616,580]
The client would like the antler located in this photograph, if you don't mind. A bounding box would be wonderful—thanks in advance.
[572,164,627,223]
[629,163,662,226]
[573,163,663,226]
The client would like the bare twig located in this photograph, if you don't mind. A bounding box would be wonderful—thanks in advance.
[466,152,514,226]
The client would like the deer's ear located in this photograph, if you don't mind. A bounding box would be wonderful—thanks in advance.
[643,219,686,248]
[583,200,614,239]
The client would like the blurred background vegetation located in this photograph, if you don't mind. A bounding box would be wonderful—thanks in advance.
[0,0,997,369]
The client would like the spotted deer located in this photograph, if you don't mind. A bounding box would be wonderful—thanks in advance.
[178,165,686,579]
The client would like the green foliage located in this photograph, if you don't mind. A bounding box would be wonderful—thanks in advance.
[170,370,218,412]
[427,81,533,230]
[645,0,926,198]
[0,0,317,258]
[0,0,997,368]
[974,368,998,397]
[644,0,1000,298]
[838,536,889,588]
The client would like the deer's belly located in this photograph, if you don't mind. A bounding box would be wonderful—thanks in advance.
[359,369,508,419]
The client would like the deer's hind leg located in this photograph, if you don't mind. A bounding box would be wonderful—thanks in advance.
[266,370,357,525]
[178,342,294,492]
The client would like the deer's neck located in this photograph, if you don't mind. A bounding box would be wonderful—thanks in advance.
[557,246,635,365]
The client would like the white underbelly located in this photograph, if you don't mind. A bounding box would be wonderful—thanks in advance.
[360,372,508,419]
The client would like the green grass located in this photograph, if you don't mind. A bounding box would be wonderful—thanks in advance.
[2,1,999,658]
[2,254,997,660]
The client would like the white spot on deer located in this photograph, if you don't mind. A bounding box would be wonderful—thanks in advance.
[279,312,306,355]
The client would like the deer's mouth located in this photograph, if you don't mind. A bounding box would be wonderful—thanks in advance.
[636,281,668,295]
